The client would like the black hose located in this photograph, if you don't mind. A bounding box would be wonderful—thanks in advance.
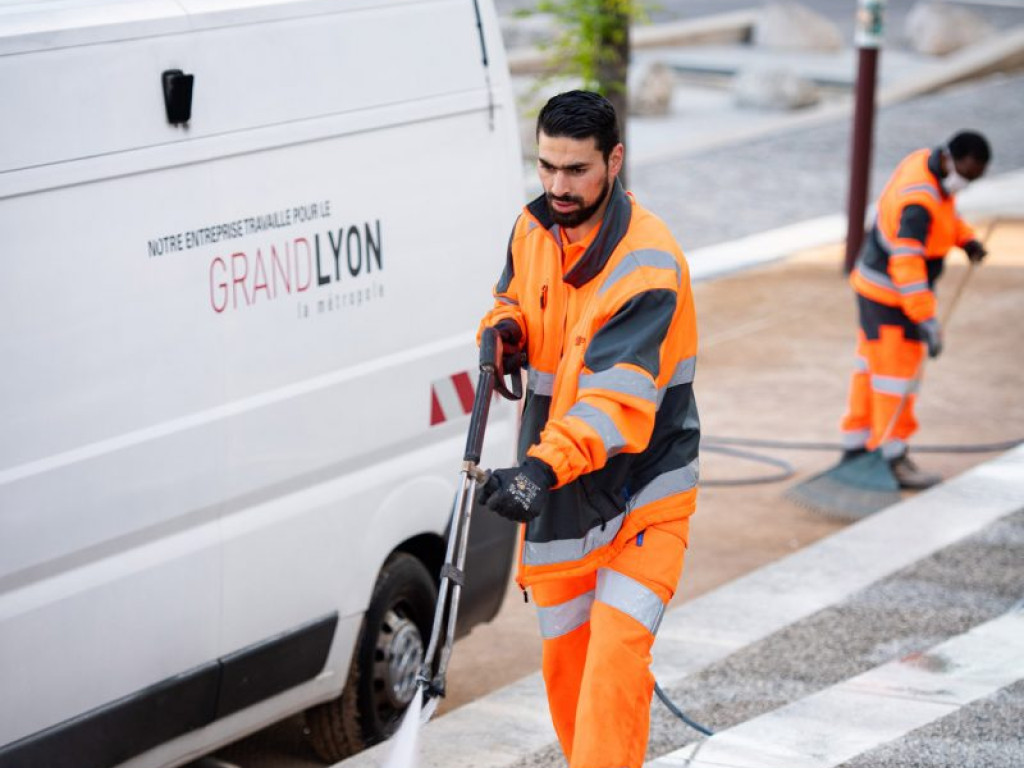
[654,681,714,737]
[700,443,795,486]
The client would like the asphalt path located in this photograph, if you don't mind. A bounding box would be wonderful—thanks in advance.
[632,70,1024,250]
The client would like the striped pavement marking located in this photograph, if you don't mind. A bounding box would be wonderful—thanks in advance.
[648,607,1024,768]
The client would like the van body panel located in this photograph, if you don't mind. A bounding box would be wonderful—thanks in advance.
[0,0,522,763]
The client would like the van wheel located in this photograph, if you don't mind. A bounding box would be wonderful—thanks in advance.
[306,552,437,762]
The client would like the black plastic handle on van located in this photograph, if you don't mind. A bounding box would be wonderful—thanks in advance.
[464,328,523,464]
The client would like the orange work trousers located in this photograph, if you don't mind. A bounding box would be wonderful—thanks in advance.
[530,518,688,768]
[840,324,924,459]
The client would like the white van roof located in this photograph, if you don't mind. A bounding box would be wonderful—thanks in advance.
[0,0,500,192]
[0,0,423,54]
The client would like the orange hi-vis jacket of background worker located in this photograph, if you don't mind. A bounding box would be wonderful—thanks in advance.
[843,147,976,457]
[479,179,699,768]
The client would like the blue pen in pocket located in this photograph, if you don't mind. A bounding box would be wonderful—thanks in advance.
[637,530,645,546]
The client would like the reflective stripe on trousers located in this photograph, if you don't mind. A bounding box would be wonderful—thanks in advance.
[840,326,923,456]
[536,568,666,640]
[530,518,688,768]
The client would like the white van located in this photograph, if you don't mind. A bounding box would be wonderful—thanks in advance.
[0,1,522,766]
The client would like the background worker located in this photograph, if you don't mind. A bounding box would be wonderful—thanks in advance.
[842,130,991,488]
[476,90,700,768]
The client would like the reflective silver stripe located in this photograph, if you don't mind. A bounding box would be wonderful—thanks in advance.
[495,296,518,306]
[871,375,919,396]
[890,246,924,258]
[566,402,626,457]
[666,355,696,387]
[898,280,930,296]
[880,439,907,459]
[596,569,665,635]
[600,249,681,295]
[856,263,898,292]
[855,355,869,372]
[579,368,657,403]
[537,590,594,639]
[628,460,699,511]
[841,428,871,449]
[522,510,625,566]
[900,183,940,202]
[656,356,696,407]
[528,369,555,396]
[527,220,538,232]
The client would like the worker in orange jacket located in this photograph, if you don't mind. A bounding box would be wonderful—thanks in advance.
[476,91,699,768]
[842,131,991,488]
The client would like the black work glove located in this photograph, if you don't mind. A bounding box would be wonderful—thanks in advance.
[919,318,943,359]
[478,457,555,523]
[492,318,525,377]
[493,318,523,347]
[964,239,987,264]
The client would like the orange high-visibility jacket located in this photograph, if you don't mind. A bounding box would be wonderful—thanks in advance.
[851,147,975,324]
[480,181,699,587]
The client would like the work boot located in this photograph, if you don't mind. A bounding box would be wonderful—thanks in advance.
[889,453,941,490]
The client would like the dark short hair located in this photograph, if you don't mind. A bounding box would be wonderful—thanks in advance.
[948,131,991,165]
[536,90,621,160]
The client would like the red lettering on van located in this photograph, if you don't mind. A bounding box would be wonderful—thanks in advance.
[210,256,228,313]
[252,248,271,303]
[231,252,251,308]
[294,237,313,292]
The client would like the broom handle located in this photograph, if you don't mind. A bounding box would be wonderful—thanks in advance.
[876,217,997,447]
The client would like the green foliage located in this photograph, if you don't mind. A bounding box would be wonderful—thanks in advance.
[535,0,646,94]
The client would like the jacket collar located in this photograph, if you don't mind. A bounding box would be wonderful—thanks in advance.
[928,147,951,199]
[525,178,633,288]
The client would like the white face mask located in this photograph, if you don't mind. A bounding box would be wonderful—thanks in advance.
[944,169,970,195]
[943,148,971,195]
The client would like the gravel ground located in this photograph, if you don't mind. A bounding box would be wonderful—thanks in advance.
[839,679,1024,768]
[643,508,1024,764]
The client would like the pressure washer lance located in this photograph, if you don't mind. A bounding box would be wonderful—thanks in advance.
[415,326,523,723]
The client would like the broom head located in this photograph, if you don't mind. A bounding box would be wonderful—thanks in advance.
[786,450,901,519]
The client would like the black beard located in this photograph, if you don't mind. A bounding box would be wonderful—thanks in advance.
[546,176,611,229]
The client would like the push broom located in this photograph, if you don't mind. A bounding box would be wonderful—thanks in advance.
[786,242,984,519]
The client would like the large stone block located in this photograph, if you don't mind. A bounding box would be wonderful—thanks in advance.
[628,61,676,116]
[753,1,842,52]
[734,66,821,110]
[904,1,995,56]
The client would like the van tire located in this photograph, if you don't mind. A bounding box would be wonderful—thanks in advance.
[306,552,437,761]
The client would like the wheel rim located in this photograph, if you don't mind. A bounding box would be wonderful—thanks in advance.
[373,607,425,711]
